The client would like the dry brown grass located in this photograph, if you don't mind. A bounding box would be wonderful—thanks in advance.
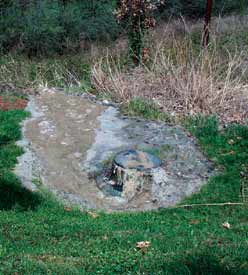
[92,16,248,124]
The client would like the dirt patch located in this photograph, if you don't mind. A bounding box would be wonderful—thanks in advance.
[16,90,213,212]
[0,96,28,111]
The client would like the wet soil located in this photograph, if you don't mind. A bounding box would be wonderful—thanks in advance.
[15,90,213,212]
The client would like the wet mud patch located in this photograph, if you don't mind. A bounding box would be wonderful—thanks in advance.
[15,90,213,211]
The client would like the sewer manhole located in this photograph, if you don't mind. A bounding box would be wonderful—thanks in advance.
[97,149,161,201]
[114,149,161,171]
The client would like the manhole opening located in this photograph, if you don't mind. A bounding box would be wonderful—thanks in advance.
[96,149,161,200]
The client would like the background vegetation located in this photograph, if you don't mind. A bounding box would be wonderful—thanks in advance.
[0,0,119,56]
[0,0,246,56]
[160,0,247,19]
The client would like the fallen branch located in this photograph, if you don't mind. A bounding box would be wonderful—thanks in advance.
[172,202,246,209]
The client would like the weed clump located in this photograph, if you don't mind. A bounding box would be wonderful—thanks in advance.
[121,97,171,122]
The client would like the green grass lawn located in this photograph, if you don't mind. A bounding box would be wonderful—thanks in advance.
[0,110,248,275]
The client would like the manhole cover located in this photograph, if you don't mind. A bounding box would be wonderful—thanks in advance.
[96,149,162,200]
[113,149,161,171]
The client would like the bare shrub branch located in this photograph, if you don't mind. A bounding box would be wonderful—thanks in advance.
[92,18,248,124]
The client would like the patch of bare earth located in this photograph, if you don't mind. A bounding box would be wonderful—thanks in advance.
[0,96,28,111]
[16,90,212,211]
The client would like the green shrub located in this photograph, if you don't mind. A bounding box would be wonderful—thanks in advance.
[22,1,64,56]
[0,2,23,53]
[0,0,119,56]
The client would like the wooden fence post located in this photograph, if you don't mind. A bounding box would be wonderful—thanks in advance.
[203,0,213,47]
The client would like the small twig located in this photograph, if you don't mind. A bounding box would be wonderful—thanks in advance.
[172,202,246,209]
